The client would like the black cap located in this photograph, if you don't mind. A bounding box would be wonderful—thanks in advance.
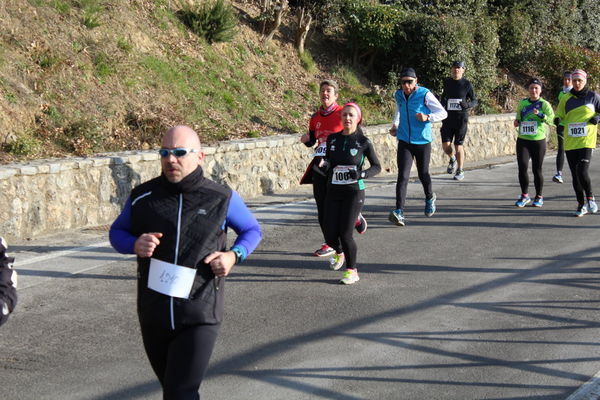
[400,67,417,79]
[563,71,572,78]
[527,78,543,88]
[451,61,465,68]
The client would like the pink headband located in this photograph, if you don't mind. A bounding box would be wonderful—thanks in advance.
[343,102,362,124]
[572,69,587,80]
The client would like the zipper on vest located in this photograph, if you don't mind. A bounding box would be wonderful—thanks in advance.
[404,94,412,143]
[170,193,184,331]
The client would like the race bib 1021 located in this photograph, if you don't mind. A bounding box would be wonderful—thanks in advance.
[568,122,588,137]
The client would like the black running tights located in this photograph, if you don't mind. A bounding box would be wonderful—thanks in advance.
[566,148,594,205]
[395,141,433,210]
[516,138,546,197]
[141,323,220,400]
[312,172,328,241]
[324,188,364,269]
[556,125,565,172]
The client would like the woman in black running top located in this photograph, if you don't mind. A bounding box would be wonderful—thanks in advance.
[323,103,381,284]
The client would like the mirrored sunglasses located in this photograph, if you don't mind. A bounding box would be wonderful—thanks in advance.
[158,148,198,158]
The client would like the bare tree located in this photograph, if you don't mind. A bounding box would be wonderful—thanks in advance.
[262,0,288,42]
[294,6,312,53]
[289,0,328,53]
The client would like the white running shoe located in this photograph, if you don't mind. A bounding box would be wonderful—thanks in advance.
[329,253,345,270]
[340,268,359,285]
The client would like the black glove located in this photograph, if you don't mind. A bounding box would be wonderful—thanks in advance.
[589,116,599,125]
[460,100,469,109]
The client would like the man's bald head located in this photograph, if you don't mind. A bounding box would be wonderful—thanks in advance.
[160,125,205,183]
[162,125,202,150]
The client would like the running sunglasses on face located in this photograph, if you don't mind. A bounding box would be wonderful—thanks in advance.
[158,148,198,158]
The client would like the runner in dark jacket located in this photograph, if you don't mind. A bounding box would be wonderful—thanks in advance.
[109,125,262,399]
[323,103,381,284]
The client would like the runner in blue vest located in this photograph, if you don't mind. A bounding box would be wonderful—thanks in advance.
[388,68,447,226]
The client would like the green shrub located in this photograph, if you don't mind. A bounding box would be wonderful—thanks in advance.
[536,44,600,96]
[76,0,104,29]
[341,1,405,62]
[176,0,237,44]
[380,13,499,110]
[299,50,316,73]
[4,134,40,156]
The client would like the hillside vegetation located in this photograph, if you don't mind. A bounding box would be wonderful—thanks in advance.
[0,0,599,163]
[0,0,390,163]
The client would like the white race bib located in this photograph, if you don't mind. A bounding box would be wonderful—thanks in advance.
[148,258,196,299]
[313,142,327,157]
[332,165,357,185]
[447,98,462,111]
[568,122,588,137]
[519,120,537,135]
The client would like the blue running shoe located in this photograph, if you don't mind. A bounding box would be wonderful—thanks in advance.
[532,196,543,207]
[424,193,436,217]
[388,209,405,226]
[552,173,563,183]
[588,198,598,214]
[515,195,531,208]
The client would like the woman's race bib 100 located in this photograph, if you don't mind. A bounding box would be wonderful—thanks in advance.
[447,98,462,111]
[568,122,588,137]
[332,165,358,185]
[519,120,537,135]
[313,142,327,157]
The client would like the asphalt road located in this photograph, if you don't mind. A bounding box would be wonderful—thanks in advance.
[1,153,599,400]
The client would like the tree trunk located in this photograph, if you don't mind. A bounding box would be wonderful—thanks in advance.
[294,7,312,54]
[260,0,271,35]
[263,0,287,43]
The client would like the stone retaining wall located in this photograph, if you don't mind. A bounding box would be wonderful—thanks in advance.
[0,114,517,239]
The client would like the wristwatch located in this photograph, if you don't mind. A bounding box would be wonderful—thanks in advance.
[231,247,244,264]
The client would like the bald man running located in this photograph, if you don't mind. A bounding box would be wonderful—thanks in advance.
[110,125,262,399]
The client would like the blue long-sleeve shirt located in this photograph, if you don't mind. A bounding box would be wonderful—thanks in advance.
[109,190,262,262]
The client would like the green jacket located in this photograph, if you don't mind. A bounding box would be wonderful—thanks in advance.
[515,97,554,141]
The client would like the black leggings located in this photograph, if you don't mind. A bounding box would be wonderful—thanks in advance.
[395,141,433,210]
[324,188,365,269]
[516,138,546,197]
[312,172,328,240]
[566,148,594,205]
[141,323,220,400]
[556,125,565,172]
